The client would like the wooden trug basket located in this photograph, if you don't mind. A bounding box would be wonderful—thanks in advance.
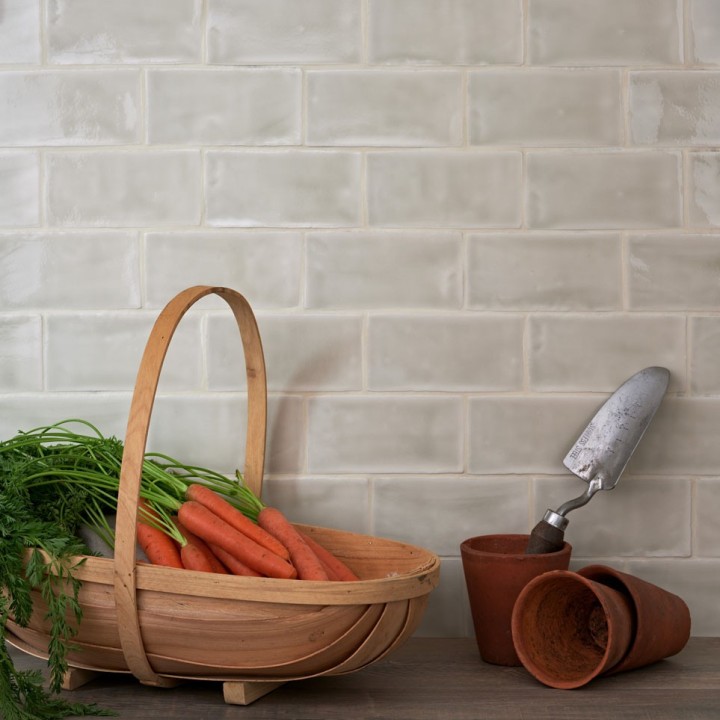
[6,286,441,705]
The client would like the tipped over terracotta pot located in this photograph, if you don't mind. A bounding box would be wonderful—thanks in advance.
[511,570,635,688]
[577,564,691,674]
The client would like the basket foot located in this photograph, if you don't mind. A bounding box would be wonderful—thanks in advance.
[223,680,285,705]
[62,667,101,691]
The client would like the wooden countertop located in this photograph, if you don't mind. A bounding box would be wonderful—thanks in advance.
[9,637,720,719]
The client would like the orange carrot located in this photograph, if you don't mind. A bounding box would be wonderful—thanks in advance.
[186,484,291,561]
[180,542,217,573]
[257,507,328,581]
[174,518,228,574]
[208,543,262,577]
[300,532,360,582]
[178,501,297,579]
[313,552,341,580]
[137,522,183,569]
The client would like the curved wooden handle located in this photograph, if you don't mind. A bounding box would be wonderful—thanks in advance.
[113,286,267,686]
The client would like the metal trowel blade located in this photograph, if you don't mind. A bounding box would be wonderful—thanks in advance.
[563,366,670,491]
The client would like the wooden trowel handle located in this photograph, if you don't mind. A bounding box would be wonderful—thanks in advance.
[526,519,566,554]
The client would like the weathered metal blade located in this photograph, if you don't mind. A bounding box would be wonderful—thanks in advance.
[562,366,670,490]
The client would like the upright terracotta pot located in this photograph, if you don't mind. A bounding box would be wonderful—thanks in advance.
[511,570,635,689]
[577,564,691,674]
[460,534,571,666]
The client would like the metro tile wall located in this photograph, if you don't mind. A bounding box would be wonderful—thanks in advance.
[1,0,719,636]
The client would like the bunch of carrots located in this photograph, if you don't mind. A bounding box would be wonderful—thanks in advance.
[0,419,361,720]
[138,484,359,582]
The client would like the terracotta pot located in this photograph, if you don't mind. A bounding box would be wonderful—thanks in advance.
[511,570,635,689]
[577,564,691,674]
[460,534,571,666]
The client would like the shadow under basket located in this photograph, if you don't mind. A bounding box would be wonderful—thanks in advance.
[5,286,441,705]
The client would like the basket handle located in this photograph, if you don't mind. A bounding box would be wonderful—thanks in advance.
[113,286,267,686]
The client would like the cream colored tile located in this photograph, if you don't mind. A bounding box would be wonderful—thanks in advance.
[416,557,470,638]
[527,151,681,229]
[0,396,131,442]
[534,477,691,557]
[207,0,360,64]
[149,395,245,473]
[529,314,686,392]
[368,151,521,227]
[47,151,201,226]
[367,314,524,391]
[308,396,463,473]
[47,0,201,63]
[691,0,720,65]
[206,151,361,227]
[0,71,139,146]
[468,233,622,310]
[207,313,363,391]
[528,0,681,66]
[0,0,40,63]
[145,232,301,310]
[373,477,529,556]
[46,313,202,391]
[690,317,720,395]
[150,394,305,475]
[148,69,300,145]
[469,69,621,146]
[0,316,41,391]
[262,396,307,475]
[262,477,369,533]
[307,70,462,147]
[627,398,720,476]
[625,559,720,635]
[368,0,522,65]
[306,231,462,309]
[689,153,720,227]
[630,71,720,146]
[0,232,140,309]
[0,152,39,226]
[696,478,720,556]
[628,234,720,310]
[468,396,601,474]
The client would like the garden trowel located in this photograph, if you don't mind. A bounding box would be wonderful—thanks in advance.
[526,366,670,555]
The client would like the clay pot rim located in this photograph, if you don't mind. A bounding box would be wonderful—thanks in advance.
[461,534,572,559]
[512,570,632,690]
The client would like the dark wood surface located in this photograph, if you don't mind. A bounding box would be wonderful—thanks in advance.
[9,637,720,719]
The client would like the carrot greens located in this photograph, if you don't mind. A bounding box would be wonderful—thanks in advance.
[0,419,263,720]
